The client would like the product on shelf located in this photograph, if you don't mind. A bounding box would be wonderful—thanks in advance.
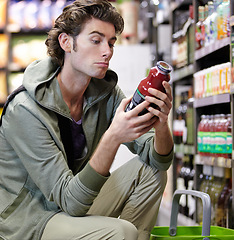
[194,62,231,98]
[195,6,205,50]
[176,155,195,219]
[197,165,213,224]
[216,168,232,227]
[185,87,194,145]
[11,35,47,69]
[197,114,232,159]
[217,0,230,40]
[195,0,230,51]
[197,115,209,156]
[0,0,7,29]
[209,166,226,225]
[226,192,234,229]
[173,88,194,146]
[172,5,194,69]
[8,0,70,32]
[0,71,7,103]
[0,34,8,69]
[119,0,139,45]
[209,1,218,44]
[8,73,24,94]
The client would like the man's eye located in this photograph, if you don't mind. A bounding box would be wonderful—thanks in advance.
[92,40,100,44]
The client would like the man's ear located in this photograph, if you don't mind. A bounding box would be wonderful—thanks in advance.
[58,33,72,52]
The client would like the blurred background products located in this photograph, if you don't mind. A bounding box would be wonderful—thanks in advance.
[0,0,234,231]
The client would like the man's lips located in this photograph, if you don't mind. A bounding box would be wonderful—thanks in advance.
[96,62,109,67]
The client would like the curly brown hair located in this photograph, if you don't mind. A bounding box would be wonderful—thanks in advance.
[45,0,124,66]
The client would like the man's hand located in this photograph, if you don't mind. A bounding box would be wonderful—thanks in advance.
[145,81,173,130]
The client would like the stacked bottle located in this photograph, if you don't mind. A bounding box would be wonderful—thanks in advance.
[173,87,194,145]
[194,62,231,99]
[171,5,194,69]
[198,166,233,228]
[197,114,232,158]
[195,0,230,50]
[176,155,195,219]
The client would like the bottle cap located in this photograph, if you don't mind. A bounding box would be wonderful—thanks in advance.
[156,61,172,74]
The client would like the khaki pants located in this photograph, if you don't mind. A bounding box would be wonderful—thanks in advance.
[41,157,167,240]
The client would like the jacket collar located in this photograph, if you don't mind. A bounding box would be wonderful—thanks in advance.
[23,57,118,118]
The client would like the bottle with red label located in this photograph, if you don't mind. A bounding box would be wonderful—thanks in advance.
[125,61,172,115]
[195,6,205,50]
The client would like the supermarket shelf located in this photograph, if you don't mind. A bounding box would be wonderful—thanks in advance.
[171,64,194,82]
[195,37,231,60]
[171,0,192,12]
[174,144,195,155]
[193,93,230,108]
[157,204,197,227]
[195,154,233,168]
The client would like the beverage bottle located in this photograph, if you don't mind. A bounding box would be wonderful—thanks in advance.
[226,114,232,159]
[222,0,230,38]
[180,91,188,144]
[119,0,139,44]
[187,155,195,219]
[213,114,220,157]
[176,155,186,214]
[209,0,218,44]
[197,115,206,155]
[216,168,231,227]
[226,192,234,228]
[203,114,211,156]
[195,6,205,50]
[203,4,210,47]
[197,165,213,224]
[125,61,172,115]
[214,114,226,157]
[183,155,190,217]
[185,87,194,145]
[210,166,225,225]
[187,5,195,65]
[217,0,225,40]
[208,115,215,157]
[223,114,231,158]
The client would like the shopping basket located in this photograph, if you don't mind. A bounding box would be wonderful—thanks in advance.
[150,189,234,240]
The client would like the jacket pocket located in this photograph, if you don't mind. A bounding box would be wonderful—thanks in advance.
[0,187,29,220]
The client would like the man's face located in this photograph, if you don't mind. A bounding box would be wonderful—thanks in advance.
[69,18,117,79]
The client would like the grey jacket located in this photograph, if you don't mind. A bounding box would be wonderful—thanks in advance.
[0,57,173,240]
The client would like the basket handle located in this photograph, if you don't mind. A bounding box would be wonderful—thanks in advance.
[169,190,211,237]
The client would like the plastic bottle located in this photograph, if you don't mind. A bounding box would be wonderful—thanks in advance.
[217,0,224,40]
[203,4,210,47]
[119,0,139,45]
[185,87,194,145]
[37,0,52,30]
[125,61,172,115]
[216,168,232,227]
[23,0,40,30]
[214,114,226,157]
[209,0,218,43]
[195,6,205,50]
[198,165,213,225]
[222,0,230,38]
[210,167,226,225]
[226,114,232,159]
[197,115,206,155]
[187,5,195,65]
[208,115,215,157]
[226,192,234,228]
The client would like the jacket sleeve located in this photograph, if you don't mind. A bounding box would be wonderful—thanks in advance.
[112,85,173,171]
[2,94,109,217]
